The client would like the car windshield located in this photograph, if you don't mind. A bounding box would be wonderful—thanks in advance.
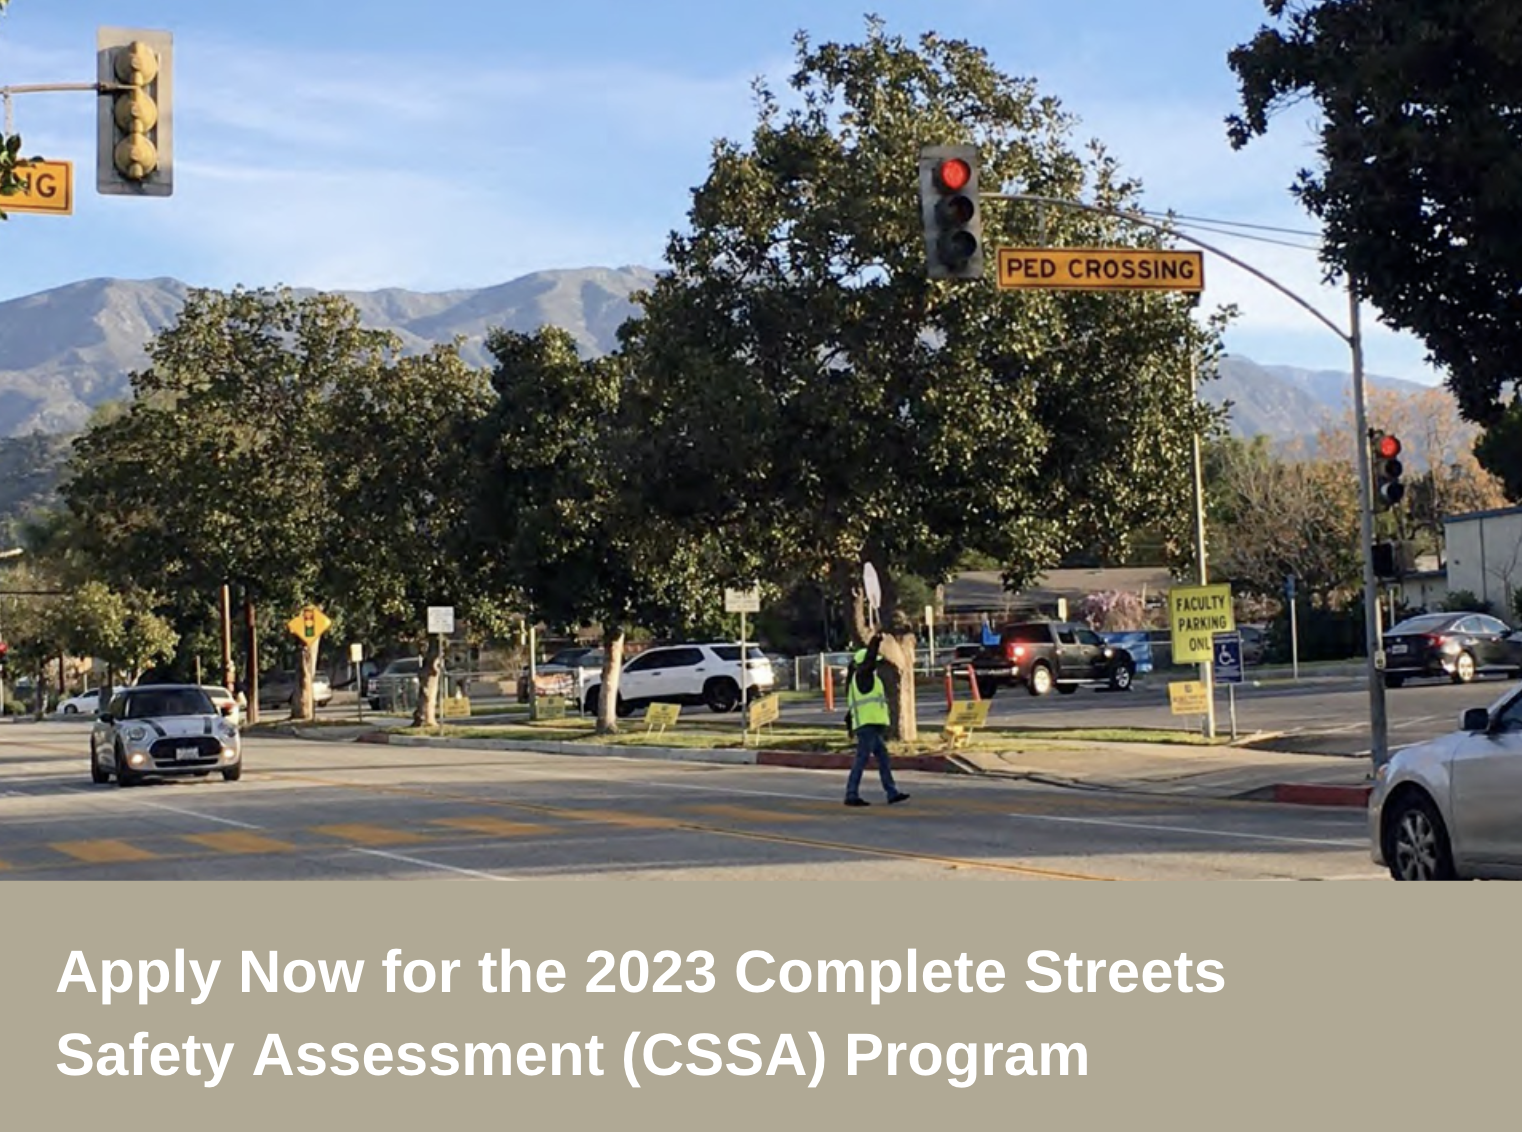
[123,689,215,718]
[385,659,423,675]
[1389,615,1458,635]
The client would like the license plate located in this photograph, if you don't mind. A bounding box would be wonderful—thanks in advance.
[1389,644,1408,654]
[175,745,199,760]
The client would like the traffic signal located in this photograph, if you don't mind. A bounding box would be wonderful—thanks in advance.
[918,144,984,280]
[1372,542,1396,579]
[1370,431,1405,510]
[97,27,173,197]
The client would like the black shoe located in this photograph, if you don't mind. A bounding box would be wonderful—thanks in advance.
[844,797,870,807]
[887,792,910,805]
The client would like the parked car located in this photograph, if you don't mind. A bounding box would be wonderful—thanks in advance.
[57,687,120,716]
[516,648,605,703]
[1370,683,1522,879]
[90,684,242,786]
[1381,612,1522,687]
[962,621,1137,697]
[202,685,241,726]
[1238,625,1268,666]
[368,657,423,711]
[257,670,333,710]
[581,643,775,716]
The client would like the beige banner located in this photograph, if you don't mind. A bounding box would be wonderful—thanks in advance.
[2,883,1513,1129]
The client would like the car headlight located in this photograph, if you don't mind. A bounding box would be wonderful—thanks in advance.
[1374,764,1389,783]
[127,726,147,741]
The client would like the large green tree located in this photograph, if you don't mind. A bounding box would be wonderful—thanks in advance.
[471,328,724,734]
[1228,0,1522,495]
[621,20,1223,738]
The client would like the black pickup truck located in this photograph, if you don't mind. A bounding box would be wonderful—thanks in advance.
[957,621,1137,698]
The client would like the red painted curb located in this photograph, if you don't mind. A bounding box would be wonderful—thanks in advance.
[755,751,954,773]
[1271,783,1371,808]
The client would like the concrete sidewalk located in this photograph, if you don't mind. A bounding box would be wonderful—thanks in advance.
[250,722,1373,807]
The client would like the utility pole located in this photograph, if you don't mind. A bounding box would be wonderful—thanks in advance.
[1189,349,1216,740]
[1348,285,1389,766]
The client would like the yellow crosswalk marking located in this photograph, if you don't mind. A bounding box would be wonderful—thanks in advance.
[684,804,812,824]
[51,839,158,863]
[312,823,428,846]
[560,808,682,830]
[431,816,543,837]
[183,832,294,855]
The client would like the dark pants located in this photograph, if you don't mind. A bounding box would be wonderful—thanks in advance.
[846,724,899,800]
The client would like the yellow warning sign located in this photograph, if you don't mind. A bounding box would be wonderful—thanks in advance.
[1,160,74,215]
[997,247,1203,292]
[1168,585,1235,663]
[1168,681,1209,715]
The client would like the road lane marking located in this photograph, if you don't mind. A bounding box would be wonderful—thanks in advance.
[430,816,543,837]
[51,839,159,863]
[281,773,1119,881]
[350,847,516,882]
[130,800,264,829]
[182,831,294,855]
[313,823,430,846]
[683,804,813,823]
[1005,812,1364,848]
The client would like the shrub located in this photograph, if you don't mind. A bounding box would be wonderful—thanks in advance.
[1077,590,1148,632]
[1439,590,1493,614]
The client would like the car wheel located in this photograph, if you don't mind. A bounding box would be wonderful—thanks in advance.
[1056,683,1079,695]
[614,694,634,718]
[1109,664,1135,692]
[64,704,78,715]
[974,679,998,700]
[1452,651,1477,684]
[222,763,242,782]
[90,748,110,785]
[1384,674,1405,688]
[368,699,381,711]
[1385,792,1455,881]
[1027,664,1054,697]
[704,678,741,713]
[583,687,601,716]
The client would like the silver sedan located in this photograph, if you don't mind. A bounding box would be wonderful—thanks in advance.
[1370,684,1522,879]
[90,684,243,787]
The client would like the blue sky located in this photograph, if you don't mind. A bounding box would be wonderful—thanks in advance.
[0,0,1435,382]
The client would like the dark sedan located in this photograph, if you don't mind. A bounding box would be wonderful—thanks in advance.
[1382,612,1522,687]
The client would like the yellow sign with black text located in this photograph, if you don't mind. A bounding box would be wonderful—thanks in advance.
[1,160,73,215]
[1168,680,1210,715]
[1168,584,1235,664]
[997,247,1204,292]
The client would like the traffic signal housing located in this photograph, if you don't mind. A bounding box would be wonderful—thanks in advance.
[918,144,984,280]
[1370,431,1405,510]
[97,27,173,197]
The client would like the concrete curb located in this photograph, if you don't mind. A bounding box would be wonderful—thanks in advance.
[1266,783,1371,808]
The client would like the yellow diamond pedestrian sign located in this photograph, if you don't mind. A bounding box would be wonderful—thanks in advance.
[287,605,332,643]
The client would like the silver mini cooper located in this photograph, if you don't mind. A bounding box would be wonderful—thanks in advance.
[90,684,243,786]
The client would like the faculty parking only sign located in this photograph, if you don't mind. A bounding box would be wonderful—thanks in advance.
[1168,584,1235,664]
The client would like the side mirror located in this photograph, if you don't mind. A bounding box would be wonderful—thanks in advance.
[97,713,114,724]
[219,703,235,716]
[1462,707,1491,733]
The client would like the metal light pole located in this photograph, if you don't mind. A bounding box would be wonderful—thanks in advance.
[985,192,1387,768]
[1189,349,1217,740]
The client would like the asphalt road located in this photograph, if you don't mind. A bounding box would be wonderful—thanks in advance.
[0,722,1381,882]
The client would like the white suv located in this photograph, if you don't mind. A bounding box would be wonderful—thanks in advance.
[582,643,775,716]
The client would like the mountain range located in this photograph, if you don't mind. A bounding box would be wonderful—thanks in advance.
[0,269,1432,441]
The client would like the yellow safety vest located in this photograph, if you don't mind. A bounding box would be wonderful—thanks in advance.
[848,671,891,729]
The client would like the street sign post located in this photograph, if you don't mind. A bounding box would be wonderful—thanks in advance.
[426,606,455,635]
[1,160,73,214]
[724,588,761,711]
[862,563,881,633]
[996,247,1204,292]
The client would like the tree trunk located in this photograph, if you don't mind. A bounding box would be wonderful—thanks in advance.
[413,635,443,728]
[293,639,317,722]
[244,595,260,726]
[596,627,626,735]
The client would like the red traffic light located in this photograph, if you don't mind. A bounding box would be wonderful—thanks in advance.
[1375,434,1401,460]
[935,158,971,192]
